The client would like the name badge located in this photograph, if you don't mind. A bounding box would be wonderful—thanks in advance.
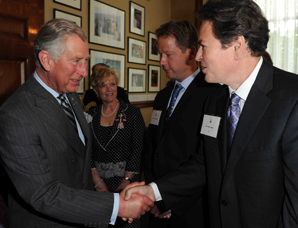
[150,110,162,126]
[200,114,221,138]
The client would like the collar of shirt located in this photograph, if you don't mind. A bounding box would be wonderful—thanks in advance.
[228,57,263,111]
[34,71,61,102]
[33,71,85,145]
[179,67,200,90]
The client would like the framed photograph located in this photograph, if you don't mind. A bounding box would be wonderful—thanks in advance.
[128,68,146,93]
[148,32,160,62]
[148,65,161,92]
[90,50,126,88]
[54,0,81,10]
[53,9,82,27]
[89,0,125,49]
[128,37,146,65]
[129,1,145,36]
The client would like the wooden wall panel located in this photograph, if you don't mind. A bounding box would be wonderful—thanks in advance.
[0,0,43,106]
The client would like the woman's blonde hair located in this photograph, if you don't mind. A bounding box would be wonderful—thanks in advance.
[90,67,120,88]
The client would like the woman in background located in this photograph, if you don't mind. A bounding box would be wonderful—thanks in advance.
[89,67,145,228]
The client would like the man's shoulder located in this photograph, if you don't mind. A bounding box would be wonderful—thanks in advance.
[1,81,33,112]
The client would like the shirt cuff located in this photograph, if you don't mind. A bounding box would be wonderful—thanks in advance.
[149,182,162,201]
[110,193,119,225]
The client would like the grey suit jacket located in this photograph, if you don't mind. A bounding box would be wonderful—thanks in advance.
[155,60,298,228]
[0,75,114,228]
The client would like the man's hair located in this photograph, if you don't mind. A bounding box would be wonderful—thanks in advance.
[34,18,87,67]
[196,0,269,57]
[155,20,198,52]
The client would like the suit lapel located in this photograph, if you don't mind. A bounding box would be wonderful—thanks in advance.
[216,91,230,173]
[67,93,90,141]
[156,84,174,143]
[221,61,273,187]
[27,76,85,159]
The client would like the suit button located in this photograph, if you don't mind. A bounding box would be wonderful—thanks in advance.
[221,200,228,206]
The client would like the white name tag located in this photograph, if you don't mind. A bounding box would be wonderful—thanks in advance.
[200,114,221,138]
[150,110,162,126]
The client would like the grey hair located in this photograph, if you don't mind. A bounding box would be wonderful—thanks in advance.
[34,18,87,67]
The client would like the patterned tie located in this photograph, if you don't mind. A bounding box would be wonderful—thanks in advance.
[57,94,77,130]
[165,83,183,125]
[227,93,241,148]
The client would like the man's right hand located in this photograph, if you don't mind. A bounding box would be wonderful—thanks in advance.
[118,182,154,220]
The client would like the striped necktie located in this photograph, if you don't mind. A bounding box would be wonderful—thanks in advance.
[227,93,241,149]
[165,83,183,125]
[57,94,77,131]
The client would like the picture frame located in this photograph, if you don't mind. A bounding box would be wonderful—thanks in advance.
[89,0,125,49]
[128,37,146,65]
[148,65,161,92]
[90,50,126,88]
[128,68,146,93]
[53,9,82,27]
[54,0,81,10]
[148,32,160,62]
[129,1,145,36]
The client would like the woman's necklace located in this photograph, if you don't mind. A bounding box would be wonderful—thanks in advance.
[101,101,119,117]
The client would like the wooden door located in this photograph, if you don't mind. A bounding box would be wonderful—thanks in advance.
[0,0,44,106]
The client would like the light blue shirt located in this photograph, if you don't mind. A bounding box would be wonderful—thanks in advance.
[167,68,200,112]
[33,71,119,225]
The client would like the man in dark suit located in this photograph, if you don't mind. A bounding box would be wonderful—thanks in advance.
[0,18,153,228]
[125,0,298,227]
[142,20,219,228]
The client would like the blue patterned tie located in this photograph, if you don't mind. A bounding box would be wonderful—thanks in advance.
[227,93,241,148]
[57,94,77,131]
[165,83,183,125]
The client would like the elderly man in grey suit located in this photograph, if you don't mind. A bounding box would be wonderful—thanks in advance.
[0,18,153,228]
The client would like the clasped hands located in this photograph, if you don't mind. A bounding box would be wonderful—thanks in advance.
[118,182,171,223]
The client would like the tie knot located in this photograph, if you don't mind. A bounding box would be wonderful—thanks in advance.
[231,93,241,105]
[57,94,65,101]
[175,84,183,92]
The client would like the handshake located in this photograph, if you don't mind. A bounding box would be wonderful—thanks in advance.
[118,182,172,223]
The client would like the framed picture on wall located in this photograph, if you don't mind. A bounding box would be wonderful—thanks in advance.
[89,0,125,49]
[129,1,145,36]
[148,32,160,62]
[148,65,161,92]
[90,50,126,88]
[53,9,82,27]
[128,68,146,93]
[54,0,81,10]
[128,37,146,65]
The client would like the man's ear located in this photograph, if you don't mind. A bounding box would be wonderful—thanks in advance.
[38,50,52,71]
[234,36,246,60]
[189,46,197,58]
